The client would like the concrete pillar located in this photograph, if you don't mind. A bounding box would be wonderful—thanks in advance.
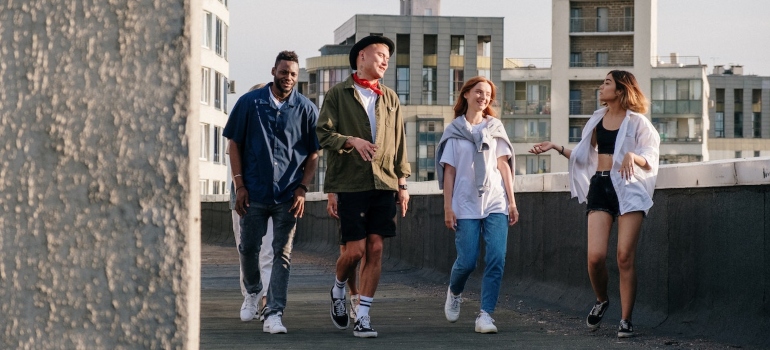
[0,0,200,348]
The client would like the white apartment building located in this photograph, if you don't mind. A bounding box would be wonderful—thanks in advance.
[503,0,710,174]
[199,0,230,194]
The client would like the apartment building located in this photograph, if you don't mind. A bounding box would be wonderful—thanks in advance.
[503,0,709,174]
[199,0,230,194]
[305,0,504,189]
[707,65,770,159]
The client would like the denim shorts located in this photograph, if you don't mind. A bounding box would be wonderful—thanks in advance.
[337,190,397,243]
[586,171,620,219]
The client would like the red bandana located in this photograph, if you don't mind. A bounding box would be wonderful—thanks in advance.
[351,73,383,96]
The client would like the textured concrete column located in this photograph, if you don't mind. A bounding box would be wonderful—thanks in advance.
[0,1,200,349]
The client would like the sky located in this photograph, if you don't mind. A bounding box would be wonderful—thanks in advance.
[227,0,770,99]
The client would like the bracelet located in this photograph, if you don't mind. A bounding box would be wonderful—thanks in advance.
[558,145,565,156]
[233,174,242,178]
[297,183,309,193]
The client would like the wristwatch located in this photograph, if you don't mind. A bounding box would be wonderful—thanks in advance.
[398,184,408,190]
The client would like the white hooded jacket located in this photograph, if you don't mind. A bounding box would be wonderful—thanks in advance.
[569,108,660,215]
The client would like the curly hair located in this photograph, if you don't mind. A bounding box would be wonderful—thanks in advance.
[274,50,299,67]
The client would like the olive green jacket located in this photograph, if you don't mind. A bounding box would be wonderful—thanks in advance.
[316,75,411,193]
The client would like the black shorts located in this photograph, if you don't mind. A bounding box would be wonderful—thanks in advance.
[586,171,620,219]
[337,190,397,243]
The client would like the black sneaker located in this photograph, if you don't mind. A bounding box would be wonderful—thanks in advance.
[330,288,349,329]
[353,315,378,338]
[586,300,609,329]
[617,319,634,338]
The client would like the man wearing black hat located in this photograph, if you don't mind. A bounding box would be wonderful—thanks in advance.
[317,35,411,338]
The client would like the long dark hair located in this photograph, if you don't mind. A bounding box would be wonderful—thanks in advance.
[452,76,498,118]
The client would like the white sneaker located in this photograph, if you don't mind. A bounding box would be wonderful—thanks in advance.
[475,310,497,333]
[263,314,288,334]
[444,287,462,322]
[349,294,359,320]
[240,293,258,321]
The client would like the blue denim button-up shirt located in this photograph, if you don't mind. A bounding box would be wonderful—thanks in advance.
[223,83,320,204]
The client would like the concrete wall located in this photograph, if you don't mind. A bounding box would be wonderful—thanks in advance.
[202,158,770,347]
[1,1,200,349]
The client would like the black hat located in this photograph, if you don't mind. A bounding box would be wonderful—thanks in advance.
[349,35,395,70]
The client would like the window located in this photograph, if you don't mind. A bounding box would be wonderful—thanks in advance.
[503,81,551,115]
[200,123,210,160]
[514,155,551,175]
[569,90,582,115]
[755,151,761,157]
[223,23,228,60]
[215,17,223,56]
[200,180,208,195]
[396,34,410,105]
[450,36,465,56]
[715,89,725,137]
[422,67,437,105]
[623,7,634,31]
[214,71,222,110]
[596,7,609,32]
[570,53,582,67]
[735,89,743,137]
[651,79,703,114]
[502,118,550,143]
[569,118,589,142]
[735,151,742,158]
[201,67,210,104]
[202,12,212,49]
[397,67,410,105]
[213,126,222,164]
[596,52,608,67]
[417,119,444,181]
[752,89,762,138]
[570,8,582,32]
[449,69,464,104]
[477,36,491,57]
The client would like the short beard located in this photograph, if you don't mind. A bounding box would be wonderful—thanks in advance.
[273,77,294,95]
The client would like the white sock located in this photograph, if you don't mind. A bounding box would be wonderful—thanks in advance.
[357,295,373,320]
[332,277,346,299]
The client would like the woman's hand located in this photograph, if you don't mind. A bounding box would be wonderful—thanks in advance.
[508,205,519,226]
[444,208,457,231]
[529,141,555,155]
[620,152,636,180]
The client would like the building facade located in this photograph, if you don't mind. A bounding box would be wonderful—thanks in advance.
[305,7,504,189]
[199,0,230,194]
[707,65,770,159]
[503,0,709,174]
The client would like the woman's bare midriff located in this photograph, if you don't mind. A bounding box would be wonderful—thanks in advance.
[597,154,613,172]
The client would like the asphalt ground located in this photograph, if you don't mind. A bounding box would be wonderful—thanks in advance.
[200,244,749,350]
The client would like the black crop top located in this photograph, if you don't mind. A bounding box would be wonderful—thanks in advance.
[596,118,619,154]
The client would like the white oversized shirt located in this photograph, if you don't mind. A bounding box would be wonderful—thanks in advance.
[439,118,513,219]
[569,108,661,215]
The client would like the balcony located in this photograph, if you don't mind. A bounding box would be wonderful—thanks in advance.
[652,117,703,143]
[651,100,703,115]
[502,100,551,115]
[569,99,599,116]
[504,58,552,69]
[502,118,550,143]
[570,16,634,33]
[569,58,633,68]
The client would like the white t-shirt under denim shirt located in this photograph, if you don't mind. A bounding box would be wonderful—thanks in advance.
[439,118,512,219]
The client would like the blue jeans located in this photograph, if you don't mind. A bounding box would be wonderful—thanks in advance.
[449,213,508,314]
[239,200,296,317]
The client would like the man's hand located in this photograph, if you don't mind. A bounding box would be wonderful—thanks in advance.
[326,193,339,219]
[396,189,409,217]
[290,187,307,218]
[347,137,378,162]
[235,187,249,217]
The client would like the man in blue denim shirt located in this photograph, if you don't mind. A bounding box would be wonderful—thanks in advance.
[223,51,319,334]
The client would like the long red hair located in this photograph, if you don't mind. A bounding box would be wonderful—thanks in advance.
[453,76,498,118]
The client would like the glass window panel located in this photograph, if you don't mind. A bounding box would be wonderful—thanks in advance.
[677,80,689,100]
[652,80,664,100]
[689,80,702,100]
[664,80,677,100]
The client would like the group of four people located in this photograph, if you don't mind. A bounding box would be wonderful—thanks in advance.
[223,35,660,339]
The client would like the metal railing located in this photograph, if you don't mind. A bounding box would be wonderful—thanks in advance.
[652,55,703,67]
[569,100,600,115]
[504,58,552,69]
[502,100,551,115]
[570,16,634,33]
[569,59,633,68]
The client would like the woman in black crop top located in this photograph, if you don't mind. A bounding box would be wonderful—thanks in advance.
[527,70,660,339]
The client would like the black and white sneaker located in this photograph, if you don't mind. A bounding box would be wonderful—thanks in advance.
[353,315,378,338]
[330,288,349,329]
[586,300,609,329]
[617,319,634,338]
